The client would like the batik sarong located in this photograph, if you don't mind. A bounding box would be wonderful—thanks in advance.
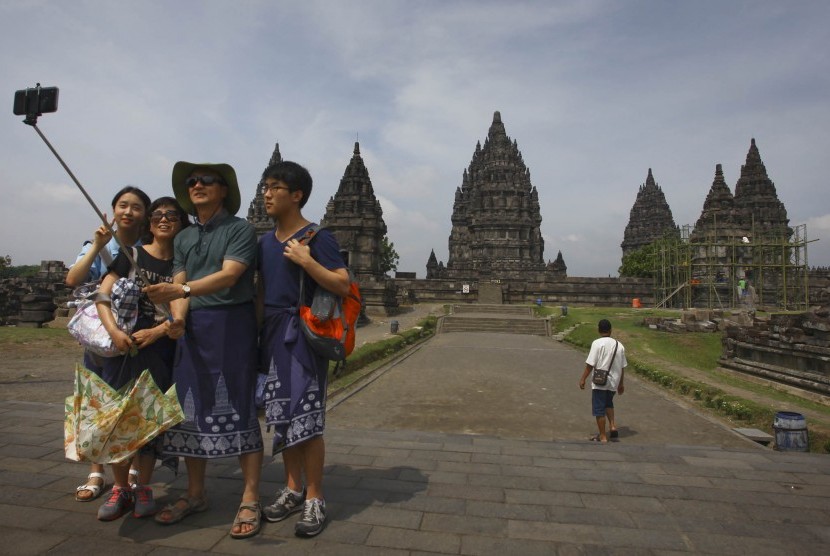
[260,306,328,455]
[163,303,263,458]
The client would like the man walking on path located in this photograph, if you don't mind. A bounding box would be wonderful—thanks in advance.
[579,319,627,443]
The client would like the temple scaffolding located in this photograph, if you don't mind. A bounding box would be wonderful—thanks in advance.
[653,222,812,311]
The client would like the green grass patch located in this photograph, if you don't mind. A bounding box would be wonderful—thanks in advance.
[0,326,80,349]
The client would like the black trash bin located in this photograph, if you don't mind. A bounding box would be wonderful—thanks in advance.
[390,320,399,334]
[561,305,568,316]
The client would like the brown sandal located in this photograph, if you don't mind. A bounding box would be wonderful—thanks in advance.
[230,501,262,539]
[154,494,208,525]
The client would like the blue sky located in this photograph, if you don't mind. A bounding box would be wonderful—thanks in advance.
[2,0,829,277]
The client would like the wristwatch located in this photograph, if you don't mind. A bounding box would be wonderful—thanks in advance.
[181,283,191,299]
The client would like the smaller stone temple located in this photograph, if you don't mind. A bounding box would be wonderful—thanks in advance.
[647,138,808,310]
[621,168,680,257]
[689,163,748,269]
[691,163,740,241]
[731,138,791,240]
[321,142,387,277]
[246,143,283,238]
[321,142,398,311]
[547,251,567,277]
[690,139,791,249]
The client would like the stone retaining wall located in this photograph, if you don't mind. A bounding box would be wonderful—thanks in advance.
[721,306,830,397]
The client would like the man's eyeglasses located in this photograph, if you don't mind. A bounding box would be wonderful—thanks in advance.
[264,183,291,194]
[185,175,225,188]
[150,210,181,223]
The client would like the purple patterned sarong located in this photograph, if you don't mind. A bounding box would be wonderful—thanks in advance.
[163,303,263,458]
[260,306,328,455]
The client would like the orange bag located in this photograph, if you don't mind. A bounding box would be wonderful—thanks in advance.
[297,226,362,361]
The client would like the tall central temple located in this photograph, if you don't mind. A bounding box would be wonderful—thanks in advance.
[441,111,552,280]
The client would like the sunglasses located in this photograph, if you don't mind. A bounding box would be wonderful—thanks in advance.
[150,210,181,223]
[185,175,225,188]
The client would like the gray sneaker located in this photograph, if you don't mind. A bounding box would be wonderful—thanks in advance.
[295,498,326,537]
[97,486,134,521]
[263,486,306,523]
[132,485,157,518]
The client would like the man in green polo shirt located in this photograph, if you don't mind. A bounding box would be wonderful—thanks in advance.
[145,162,263,539]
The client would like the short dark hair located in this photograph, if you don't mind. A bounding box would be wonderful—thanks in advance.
[150,196,191,230]
[598,319,612,333]
[262,161,313,208]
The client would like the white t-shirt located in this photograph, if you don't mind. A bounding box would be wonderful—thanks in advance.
[585,336,627,391]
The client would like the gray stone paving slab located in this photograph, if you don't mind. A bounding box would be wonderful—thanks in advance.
[421,511,508,535]
[0,525,70,555]
[460,535,559,556]
[366,524,462,552]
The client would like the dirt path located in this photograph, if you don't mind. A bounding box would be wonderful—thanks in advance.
[0,331,83,404]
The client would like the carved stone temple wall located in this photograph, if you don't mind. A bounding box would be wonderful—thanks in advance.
[721,306,830,398]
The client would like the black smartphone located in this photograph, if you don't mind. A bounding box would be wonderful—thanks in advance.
[13,84,59,117]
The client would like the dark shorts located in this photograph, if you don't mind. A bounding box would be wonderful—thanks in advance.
[592,389,615,417]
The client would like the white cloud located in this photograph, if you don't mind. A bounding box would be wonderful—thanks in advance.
[806,215,830,232]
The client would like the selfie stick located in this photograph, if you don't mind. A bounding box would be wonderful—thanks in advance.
[22,119,172,319]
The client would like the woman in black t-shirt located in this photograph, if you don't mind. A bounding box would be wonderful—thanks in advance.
[92,197,190,521]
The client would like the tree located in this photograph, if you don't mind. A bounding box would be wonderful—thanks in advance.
[379,235,400,275]
[619,244,655,277]
[0,255,11,278]
[0,256,39,279]
[619,233,688,278]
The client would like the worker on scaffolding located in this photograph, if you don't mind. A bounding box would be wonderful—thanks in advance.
[745,280,758,310]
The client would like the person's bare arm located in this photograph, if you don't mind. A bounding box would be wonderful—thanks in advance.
[94,272,133,353]
[144,260,249,304]
[579,364,593,390]
[66,220,113,287]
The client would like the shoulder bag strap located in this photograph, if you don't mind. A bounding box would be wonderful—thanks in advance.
[296,224,321,310]
[607,340,618,368]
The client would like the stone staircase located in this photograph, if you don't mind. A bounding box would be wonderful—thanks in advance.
[439,304,549,336]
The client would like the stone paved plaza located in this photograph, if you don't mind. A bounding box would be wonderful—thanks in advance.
[1,321,829,554]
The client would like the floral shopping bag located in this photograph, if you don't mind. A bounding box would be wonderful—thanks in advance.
[64,365,184,464]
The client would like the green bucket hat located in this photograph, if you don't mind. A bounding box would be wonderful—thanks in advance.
[171,161,241,215]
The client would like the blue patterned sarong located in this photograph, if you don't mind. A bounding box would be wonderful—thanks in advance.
[260,306,328,455]
[163,303,263,458]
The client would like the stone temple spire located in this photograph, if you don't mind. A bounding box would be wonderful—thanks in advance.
[691,164,737,239]
[445,111,548,279]
[621,168,679,256]
[732,138,790,240]
[321,141,387,278]
[247,143,283,237]
[426,249,439,279]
